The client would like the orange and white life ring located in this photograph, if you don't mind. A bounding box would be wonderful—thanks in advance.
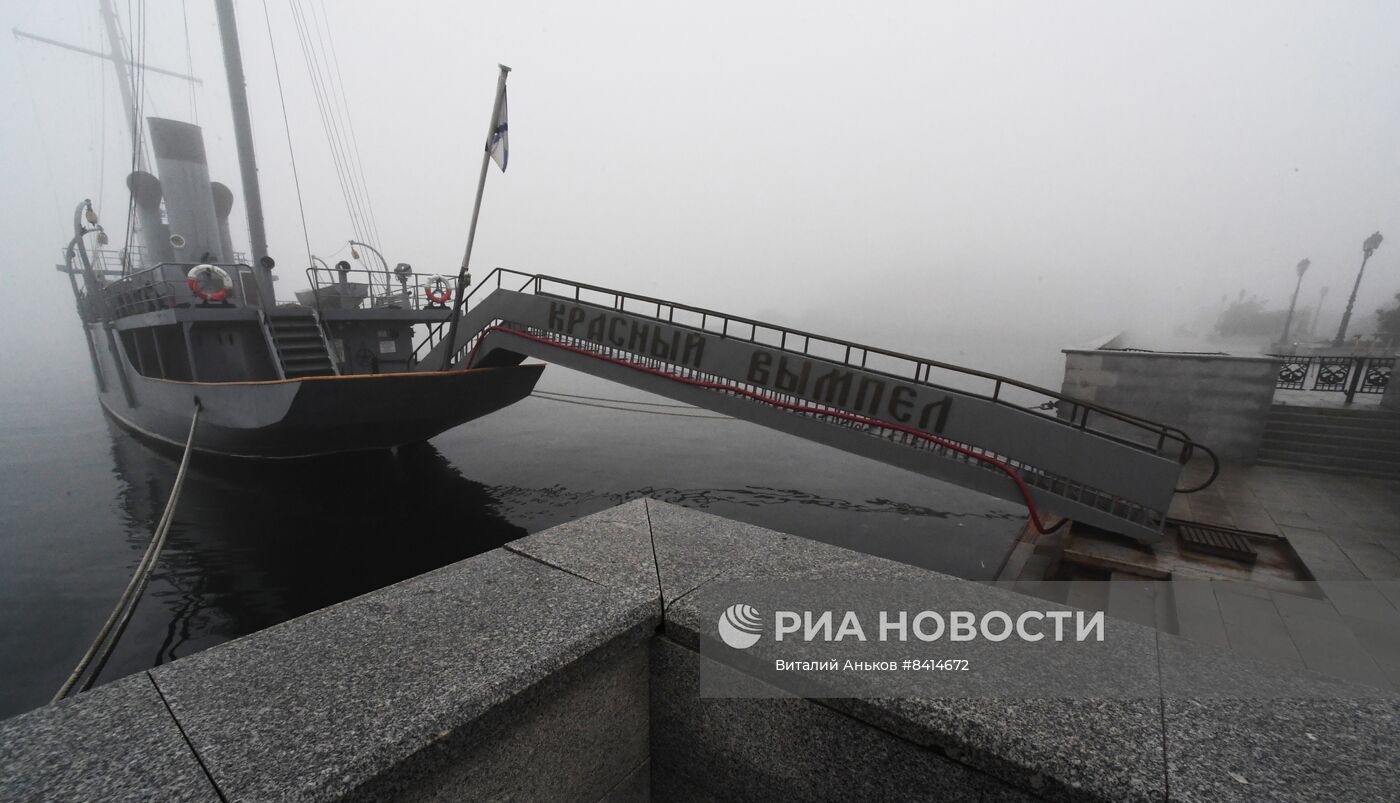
[187,264,233,303]
[424,276,453,306]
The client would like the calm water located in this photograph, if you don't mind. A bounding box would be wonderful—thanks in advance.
[0,355,1035,720]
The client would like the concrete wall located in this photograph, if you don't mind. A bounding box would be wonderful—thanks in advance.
[4,500,1396,802]
[1061,349,1281,462]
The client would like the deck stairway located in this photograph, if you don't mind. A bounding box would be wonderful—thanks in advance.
[1258,405,1400,479]
[411,270,1215,543]
[266,310,338,379]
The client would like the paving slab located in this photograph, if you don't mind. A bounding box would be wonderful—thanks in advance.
[1107,575,1161,629]
[0,673,217,802]
[1280,528,1364,580]
[1213,587,1303,665]
[1169,581,1229,649]
[1333,540,1400,581]
[1344,615,1400,689]
[1270,592,1391,689]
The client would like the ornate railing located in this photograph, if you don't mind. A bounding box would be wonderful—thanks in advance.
[1271,354,1394,402]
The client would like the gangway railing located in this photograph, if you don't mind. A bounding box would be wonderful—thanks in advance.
[411,268,537,361]
[414,270,1217,542]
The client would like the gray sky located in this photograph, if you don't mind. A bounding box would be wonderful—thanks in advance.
[3,0,1399,385]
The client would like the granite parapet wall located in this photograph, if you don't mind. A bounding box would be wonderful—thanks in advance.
[3,499,1396,802]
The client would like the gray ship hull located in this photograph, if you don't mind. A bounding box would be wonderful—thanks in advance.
[89,325,543,458]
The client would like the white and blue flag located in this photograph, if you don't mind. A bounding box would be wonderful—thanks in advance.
[488,86,508,171]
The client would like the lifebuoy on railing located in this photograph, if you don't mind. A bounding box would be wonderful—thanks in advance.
[425,276,453,306]
[187,264,233,303]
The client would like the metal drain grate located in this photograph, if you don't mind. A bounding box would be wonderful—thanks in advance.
[1178,523,1258,564]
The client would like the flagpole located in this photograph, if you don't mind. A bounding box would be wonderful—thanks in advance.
[441,64,511,371]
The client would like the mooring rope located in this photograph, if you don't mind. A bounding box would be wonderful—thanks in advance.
[53,401,202,702]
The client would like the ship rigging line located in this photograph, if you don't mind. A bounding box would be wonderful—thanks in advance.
[261,0,313,271]
[288,0,381,249]
[312,0,383,249]
[53,402,202,702]
[534,390,715,410]
[530,391,733,420]
[180,0,198,124]
[466,328,1070,535]
[118,0,148,276]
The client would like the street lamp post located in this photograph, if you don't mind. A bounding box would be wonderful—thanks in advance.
[1309,286,1329,338]
[1280,258,1310,345]
[1334,232,1384,346]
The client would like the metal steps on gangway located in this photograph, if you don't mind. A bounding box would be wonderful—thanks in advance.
[412,270,1216,543]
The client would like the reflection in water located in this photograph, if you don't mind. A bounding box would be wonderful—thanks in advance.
[97,426,526,683]
[9,410,1023,719]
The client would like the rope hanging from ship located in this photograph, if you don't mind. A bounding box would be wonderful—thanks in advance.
[53,400,202,702]
[464,326,1074,535]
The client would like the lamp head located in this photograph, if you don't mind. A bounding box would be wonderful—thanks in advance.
[1296,258,1310,277]
[1363,231,1383,256]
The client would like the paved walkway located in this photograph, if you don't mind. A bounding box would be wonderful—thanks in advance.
[1164,462,1400,689]
[1172,462,1400,579]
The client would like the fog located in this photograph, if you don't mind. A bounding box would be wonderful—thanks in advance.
[4,0,1399,390]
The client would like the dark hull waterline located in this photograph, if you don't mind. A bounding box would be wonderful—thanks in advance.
[96,365,545,459]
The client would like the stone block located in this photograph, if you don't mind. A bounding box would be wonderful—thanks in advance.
[0,673,218,802]
[1160,636,1400,802]
[149,548,658,801]
[661,541,1168,801]
[650,638,1035,803]
[346,643,651,802]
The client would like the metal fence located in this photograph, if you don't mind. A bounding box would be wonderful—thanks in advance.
[1271,354,1394,402]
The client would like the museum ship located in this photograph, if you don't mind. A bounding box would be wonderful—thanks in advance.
[56,0,541,458]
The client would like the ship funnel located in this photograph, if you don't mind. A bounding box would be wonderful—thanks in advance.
[125,170,174,264]
[148,117,226,263]
[211,182,236,263]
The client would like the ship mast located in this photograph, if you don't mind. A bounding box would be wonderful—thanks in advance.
[96,0,146,172]
[213,0,274,305]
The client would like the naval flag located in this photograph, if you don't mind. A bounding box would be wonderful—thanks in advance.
[488,86,508,171]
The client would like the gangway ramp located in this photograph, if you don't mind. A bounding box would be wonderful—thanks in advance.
[413,271,1213,543]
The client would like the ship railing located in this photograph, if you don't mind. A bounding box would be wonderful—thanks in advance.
[88,246,150,276]
[100,261,247,319]
[410,268,538,362]
[303,265,457,313]
[421,270,1215,478]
